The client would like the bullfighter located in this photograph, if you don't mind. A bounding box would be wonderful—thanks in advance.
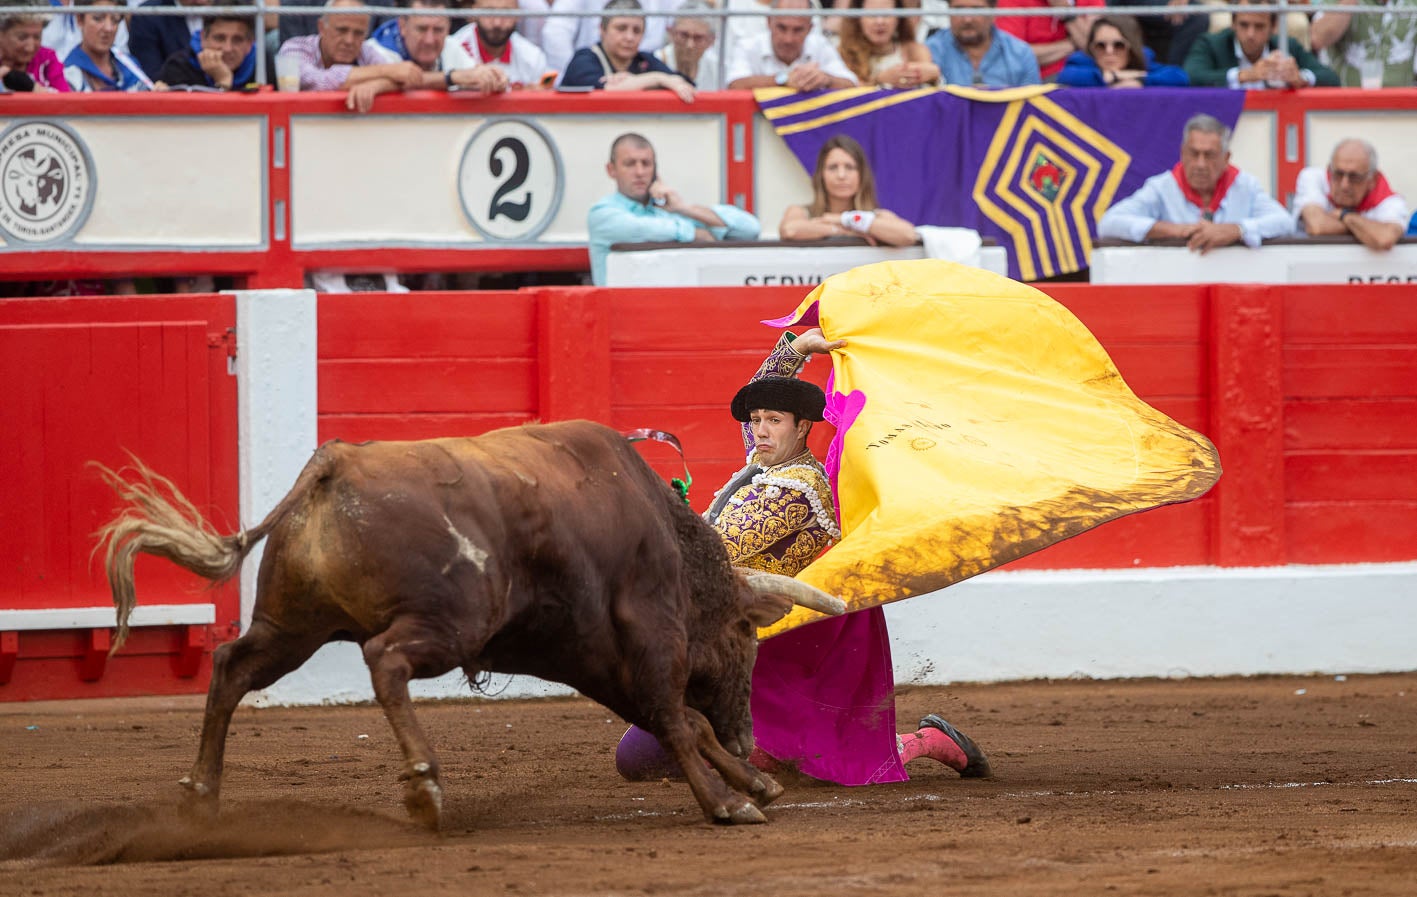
[616,328,992,785]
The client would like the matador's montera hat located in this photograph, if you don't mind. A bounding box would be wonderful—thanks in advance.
[730,377,826,422]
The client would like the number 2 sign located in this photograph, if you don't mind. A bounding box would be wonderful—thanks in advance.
[458,119,564,242]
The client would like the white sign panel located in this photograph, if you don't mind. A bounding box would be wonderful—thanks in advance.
[605,244,1009,287]
[0,120,94,244]
[458,118,563,242]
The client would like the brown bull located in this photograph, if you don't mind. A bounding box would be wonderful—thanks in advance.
[94,421,845,828]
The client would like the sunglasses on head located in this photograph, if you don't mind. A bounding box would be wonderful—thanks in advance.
[1092,40,1128,52]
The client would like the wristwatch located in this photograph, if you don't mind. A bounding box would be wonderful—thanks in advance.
[1339,208,1352,221]
[775,70,789,86]
[444,70,456,89]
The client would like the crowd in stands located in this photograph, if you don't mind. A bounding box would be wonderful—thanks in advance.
[2,0,1413,294]
[3,0,1415,97]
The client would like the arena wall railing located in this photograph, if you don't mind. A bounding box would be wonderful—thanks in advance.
[2,282,1414,702]
[2,88,1416,287]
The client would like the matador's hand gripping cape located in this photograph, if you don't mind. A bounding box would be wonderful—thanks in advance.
[757,258,1222,639]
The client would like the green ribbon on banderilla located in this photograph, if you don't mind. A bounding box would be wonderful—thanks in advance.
[622,428,693,505]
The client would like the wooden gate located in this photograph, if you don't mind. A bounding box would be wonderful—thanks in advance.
[0,296,239,701]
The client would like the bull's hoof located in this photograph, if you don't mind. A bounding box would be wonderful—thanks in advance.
[176,776,219,822]
[403,778,443,831]
[726,801,767,825]
[748,775,784,807]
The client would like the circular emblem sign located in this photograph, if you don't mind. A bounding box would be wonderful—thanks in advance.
[458,118,563,243]
[0,120,94,245]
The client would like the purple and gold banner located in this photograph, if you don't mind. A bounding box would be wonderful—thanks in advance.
[756,86,1245,281]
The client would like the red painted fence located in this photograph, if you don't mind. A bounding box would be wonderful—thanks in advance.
[2,282,1415,699]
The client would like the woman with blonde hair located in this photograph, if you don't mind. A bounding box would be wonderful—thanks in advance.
[835,0,939,88]
[779,134,919,246]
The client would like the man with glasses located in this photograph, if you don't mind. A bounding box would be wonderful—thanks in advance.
[925,0,1040,87]
[1099,113,1292,254]
[1294,139,1409,252]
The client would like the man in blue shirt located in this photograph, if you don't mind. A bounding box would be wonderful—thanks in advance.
[587,133,761,285]
[925,0,1041,87]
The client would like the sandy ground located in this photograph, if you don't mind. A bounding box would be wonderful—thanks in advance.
[2,674,1415,896]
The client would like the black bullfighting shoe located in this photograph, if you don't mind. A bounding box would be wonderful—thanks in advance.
[920,713,993,779]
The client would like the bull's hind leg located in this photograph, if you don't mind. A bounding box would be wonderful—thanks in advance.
[362,622,460,831]
[182,619,326,815]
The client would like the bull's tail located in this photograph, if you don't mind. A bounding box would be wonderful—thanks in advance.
[91,450,332,652]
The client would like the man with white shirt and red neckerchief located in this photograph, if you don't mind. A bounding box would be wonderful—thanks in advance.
[452,0,555,88]
[1098,113,1293,255]
[1294,139,1410,253]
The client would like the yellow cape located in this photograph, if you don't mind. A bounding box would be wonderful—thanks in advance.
[760,259,1221,638]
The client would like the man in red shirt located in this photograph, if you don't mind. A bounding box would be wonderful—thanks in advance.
[996,0,1103,80]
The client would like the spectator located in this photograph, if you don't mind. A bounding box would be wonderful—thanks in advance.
[0,0,70,90]
[277,0,427,111]
[376,0,512,90]
[43,0,130,63]
[156,14,259,89]
[925,0,1040,87]
[560,0,694,98]
[1184,0,1338,89]
[128,0,210,81]
[725,0,857,89]
[655,0,719,90]
[1111,0,1208,66]
[451,0,555,88]
[779,133,919,246]
[1099,113,1292,253]
[1310,0,1417,88]
[996,0,1104,81]
[1294,139,1410,252]
[836,0,940,88]
[278,0,398,52]
[587,132,760,284]
[1057,14,1188,87]
[63,0,153,91]
[543,0,676,73]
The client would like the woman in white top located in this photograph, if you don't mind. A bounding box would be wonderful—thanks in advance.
[835,0,938,88]
[779,133,919,246]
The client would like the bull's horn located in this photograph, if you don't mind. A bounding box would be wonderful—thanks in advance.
[745,572,846,616]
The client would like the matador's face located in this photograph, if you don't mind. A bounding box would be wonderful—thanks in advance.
[749,409,810,467]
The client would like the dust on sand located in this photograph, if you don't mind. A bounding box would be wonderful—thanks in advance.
[2,675,1415,896]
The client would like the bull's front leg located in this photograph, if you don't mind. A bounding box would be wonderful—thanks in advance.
[657,716,769,825]
[682,708,784,809]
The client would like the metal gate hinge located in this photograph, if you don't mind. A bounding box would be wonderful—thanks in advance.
[209,327,237,375]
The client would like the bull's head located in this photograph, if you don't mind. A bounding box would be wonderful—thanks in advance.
[687,571,845,760]
[6,153,61,216]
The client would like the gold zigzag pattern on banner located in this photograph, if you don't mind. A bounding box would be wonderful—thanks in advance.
[972,96,1130,281]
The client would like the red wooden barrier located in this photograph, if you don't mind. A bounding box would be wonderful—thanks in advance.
[311,283,1417,572]
[3,282,1415,700]
[0,295,240,700]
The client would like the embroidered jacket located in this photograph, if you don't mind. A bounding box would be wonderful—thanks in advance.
[705,334,840,577]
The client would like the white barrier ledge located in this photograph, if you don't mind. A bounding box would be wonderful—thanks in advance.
[248,561,1417,706]
[605,239,1009,287]
[1090,236,1417,284]
[0,604,216,631]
